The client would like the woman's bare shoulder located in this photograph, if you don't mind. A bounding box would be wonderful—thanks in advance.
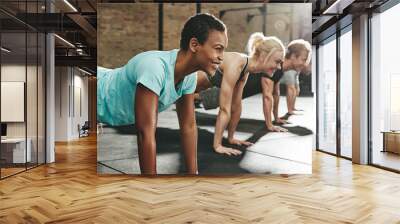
[222,52,247,69]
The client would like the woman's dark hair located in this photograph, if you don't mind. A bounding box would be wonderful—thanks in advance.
[180,13,226,51]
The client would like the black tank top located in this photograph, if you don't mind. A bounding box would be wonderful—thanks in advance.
[261,62,284,83]
[208,57,249,88]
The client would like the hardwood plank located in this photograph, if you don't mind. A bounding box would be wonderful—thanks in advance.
[0,135,399,223]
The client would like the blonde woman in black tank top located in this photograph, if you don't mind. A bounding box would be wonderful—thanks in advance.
[195,33,285,156]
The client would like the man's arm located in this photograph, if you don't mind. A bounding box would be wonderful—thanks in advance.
[135,84,159,175]
[176,93,198,175]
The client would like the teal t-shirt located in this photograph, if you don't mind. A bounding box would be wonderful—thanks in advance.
[97,49,197,126]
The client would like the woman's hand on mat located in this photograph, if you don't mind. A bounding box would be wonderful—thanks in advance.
[267,125,288,132]
[228,138,253,147]
[214,145,242,156]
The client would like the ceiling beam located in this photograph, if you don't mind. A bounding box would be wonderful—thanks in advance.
[66,13,97,46]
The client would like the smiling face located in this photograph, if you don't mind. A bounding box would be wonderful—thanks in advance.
[290,50,309,72]
[191,30,228,76]
[259,50,284,75]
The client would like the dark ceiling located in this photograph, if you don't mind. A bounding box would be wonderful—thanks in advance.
[0,0,97,74]
[0,0,393,74]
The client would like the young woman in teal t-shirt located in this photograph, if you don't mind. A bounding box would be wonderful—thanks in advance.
[98,14,228,175]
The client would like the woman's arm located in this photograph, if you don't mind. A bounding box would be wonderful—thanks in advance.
[273,81,280,119]
[213,64,242,156]
[176,93,198,174]
[272,81,287,125]
[135,84,159,175]
[227,77,253,146]
[261,78,287,132]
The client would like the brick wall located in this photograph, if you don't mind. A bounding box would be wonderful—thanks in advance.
[98,3,158,68]
[201,3,264,53]
[163,3,197,50]
[97,3,311,68]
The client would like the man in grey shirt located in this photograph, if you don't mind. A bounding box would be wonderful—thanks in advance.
[281,69,300,118]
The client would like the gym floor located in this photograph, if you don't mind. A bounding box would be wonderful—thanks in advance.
[97,94,315,174]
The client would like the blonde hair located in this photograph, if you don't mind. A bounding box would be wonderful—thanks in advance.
[286,39,312,65]
[246,32,285,60]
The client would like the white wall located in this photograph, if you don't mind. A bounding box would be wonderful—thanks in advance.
[1,65,31,137]
[55,67,89,141]
[1,65,26,141]
[1,82,25,122]
[1,64,26,81]
[1,63,46,164]
[55,66,69,141]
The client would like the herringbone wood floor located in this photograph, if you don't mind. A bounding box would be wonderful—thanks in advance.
[1,135,400,223]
